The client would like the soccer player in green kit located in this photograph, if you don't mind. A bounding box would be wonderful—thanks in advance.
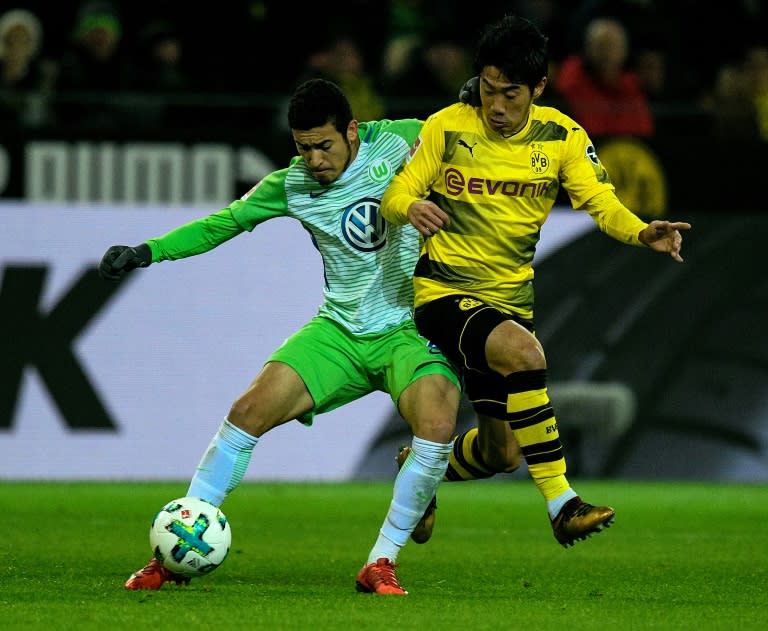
[100,78,461,595]
[381,14,692,546]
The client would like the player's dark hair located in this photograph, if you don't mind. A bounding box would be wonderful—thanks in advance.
[473,14,548,91]
[287,78,353,134]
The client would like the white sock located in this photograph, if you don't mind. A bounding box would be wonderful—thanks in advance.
[366,436,451,564]
[186,418,258,506]
[547,488,578,520]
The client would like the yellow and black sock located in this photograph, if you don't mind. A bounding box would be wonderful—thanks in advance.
[445,427,495,481]
[506,369,570,501]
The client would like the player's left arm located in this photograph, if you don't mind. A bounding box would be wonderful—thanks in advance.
[584,190,691,262]
[145,173,290,263]
[98,208,245,281]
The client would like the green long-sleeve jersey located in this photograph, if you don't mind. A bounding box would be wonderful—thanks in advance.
[144,119,424,335]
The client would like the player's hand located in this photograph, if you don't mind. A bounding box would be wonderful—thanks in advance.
[458,76,480,106]
[639,220,692,263]
[99,243,152,281]
[407,200,450,238]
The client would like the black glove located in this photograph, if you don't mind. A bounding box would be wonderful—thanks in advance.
[458,76,481,106]
[99,243,152,281]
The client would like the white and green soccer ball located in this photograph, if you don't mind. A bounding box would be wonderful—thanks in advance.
[149,496,232,578]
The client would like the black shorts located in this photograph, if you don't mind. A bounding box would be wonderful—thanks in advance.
[414,295,535,409]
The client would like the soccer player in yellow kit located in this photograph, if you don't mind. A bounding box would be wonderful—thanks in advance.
[381,14,691,547]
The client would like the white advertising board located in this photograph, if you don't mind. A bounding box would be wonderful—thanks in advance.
[0,202,592,480]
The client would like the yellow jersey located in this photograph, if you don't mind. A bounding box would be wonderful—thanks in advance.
[380,102,648,318]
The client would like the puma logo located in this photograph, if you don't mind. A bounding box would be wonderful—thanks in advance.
[457,139,477,157]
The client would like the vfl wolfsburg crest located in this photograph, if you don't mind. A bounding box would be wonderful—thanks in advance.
[368,158,392,183]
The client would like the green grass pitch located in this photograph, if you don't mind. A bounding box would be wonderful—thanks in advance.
[2,480,766,630]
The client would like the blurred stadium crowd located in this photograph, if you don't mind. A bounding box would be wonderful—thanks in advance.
[1,0,767,141]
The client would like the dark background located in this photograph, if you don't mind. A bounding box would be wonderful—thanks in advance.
[3,1,767,480]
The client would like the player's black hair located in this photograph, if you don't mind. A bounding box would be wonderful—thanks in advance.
[473,14,549,91]
[287,78,353,134]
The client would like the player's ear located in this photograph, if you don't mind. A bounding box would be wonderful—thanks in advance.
[532,77,547,100]
[346,119,359,143]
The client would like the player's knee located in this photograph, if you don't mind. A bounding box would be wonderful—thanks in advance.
[507,337,546,373]
[488,331,546,374]
[228,397,266,436]
[411,414,457,445]
[227,400,248,430]
[400,375,459,443]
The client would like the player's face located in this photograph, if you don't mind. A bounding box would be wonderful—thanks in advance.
[478,66,546,137]
[292,120,359,185]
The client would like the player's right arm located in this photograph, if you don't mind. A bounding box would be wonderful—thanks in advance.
[99,169,291,282]
[380,113,448,237]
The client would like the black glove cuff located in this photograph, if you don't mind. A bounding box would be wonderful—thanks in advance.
[134,243,153,267]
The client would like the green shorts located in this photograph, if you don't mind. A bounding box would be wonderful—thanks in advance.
[267,316,460,425]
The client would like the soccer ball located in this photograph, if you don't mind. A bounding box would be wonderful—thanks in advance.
[149,496,232,578]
